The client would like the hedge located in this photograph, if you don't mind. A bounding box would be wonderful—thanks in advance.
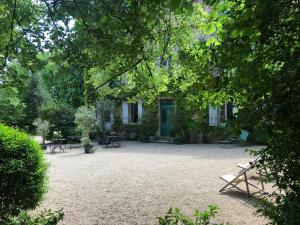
[0,123,47,222]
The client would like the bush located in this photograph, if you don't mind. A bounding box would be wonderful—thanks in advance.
[39,101,75,138]
[7,209,64,225]
[95,98,114,133]
[174,134,184,145]
[33,118,50,144]
[74,105,96,137]
[52,131,62,139]
[172,112,189,143]
[81,136,91,146]
[138,110,158,142]
[158,205,231,225]
[124,124,139,140]
[0,124,47,222]
[256,191,300,225]
[112,114,124,134]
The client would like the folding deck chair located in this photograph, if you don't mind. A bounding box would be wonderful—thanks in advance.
[237,157,261,171]
[219,158,265,196]
[237,157,269,190]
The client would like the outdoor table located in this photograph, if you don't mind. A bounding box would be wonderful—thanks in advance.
[67,136,82,149]
[67,136,81,143]
[49,139,68,153]
[106,135,121,148]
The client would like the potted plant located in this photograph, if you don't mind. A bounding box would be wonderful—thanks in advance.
[75,105,96,153]
[81,137,94,153]
[174,133,184,145]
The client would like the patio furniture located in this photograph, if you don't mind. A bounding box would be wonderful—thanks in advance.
[67,136,81,143]
[219,158,265,196]
[237,157,261,171]
[105,135,121,148]
[48,138,68,153]
[67,136,82,149]
[219,137,238,144]
[237,157,268,189]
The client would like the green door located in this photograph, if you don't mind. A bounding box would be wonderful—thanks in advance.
[160,100,174,136]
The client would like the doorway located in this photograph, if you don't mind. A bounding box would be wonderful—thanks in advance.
[160,99,174,136]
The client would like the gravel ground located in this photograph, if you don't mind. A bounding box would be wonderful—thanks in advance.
[37,142,270,225]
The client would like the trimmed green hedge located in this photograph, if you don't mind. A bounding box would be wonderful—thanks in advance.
[0,124,47,222]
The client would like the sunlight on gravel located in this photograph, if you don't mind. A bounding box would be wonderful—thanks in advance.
[38,142,269,225]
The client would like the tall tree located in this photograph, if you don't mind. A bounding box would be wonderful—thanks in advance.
[22,74,45,130]
[201,0,300,223]
[0,86,25,126]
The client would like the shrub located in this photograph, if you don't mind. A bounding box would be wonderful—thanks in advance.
[0,124,47,222]
[112,114,124,134]
[158,205,231,225]
[74,105,96,138]
[39,101,75,137]
[33,118,50,144]
[53,131,62,139]
[81,136,91,146]
[7,209,64,225]
[95,98,114,133]
[172,112,189,143]
[124,124,139,140]
[138,110,158,142]
[174,134,184,145]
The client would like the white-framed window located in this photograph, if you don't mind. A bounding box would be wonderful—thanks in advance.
[122,100,143,124]
[219,104,227,125]
[209,101,232,127]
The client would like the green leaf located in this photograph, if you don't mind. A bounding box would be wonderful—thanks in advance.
[205,24,217,35]
[183,2,194,15]
[168,0,183,11]
[206,37,217,46]
[230,29,240,38]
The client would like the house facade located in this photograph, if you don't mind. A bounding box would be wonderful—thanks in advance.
[99,97,231,141]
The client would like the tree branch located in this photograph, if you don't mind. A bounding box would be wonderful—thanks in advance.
[94,58,144,91]
[145,62,158,94]
[1,0,17,72]
[160,14,172,67]
[44,1,81,53]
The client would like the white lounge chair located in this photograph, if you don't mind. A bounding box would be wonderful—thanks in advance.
[237,157,267,190]
[219,158,265,196]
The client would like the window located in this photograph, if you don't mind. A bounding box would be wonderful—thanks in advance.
[219,102,233,125]
[128,103,138,123]
[219,104,227,124]
[209,102,234,127]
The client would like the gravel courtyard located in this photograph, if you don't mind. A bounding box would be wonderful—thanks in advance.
[38,142,269,225]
